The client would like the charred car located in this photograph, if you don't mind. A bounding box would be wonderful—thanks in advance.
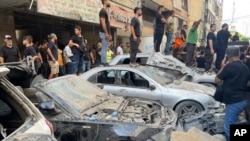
[0,66,56,141]
[21,75,178,141]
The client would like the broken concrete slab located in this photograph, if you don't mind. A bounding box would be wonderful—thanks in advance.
[171,127,226,141]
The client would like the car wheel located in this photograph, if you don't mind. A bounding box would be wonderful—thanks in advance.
[175,101,204,118]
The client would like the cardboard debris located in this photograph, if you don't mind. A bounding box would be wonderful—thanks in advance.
[171,127,225,141]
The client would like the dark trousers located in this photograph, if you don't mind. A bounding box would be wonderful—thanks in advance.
[215,49,226,70]
[154,32,164,52]
[186,43,196,66]
[205,48,213,71]
[40,62,49,78]
[73,53,84,74]
[130,37,140,63]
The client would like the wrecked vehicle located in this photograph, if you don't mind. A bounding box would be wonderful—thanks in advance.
[81,65,223,118]
[0,67,56,141]
[109,53,217,89]
[21,75,178,141]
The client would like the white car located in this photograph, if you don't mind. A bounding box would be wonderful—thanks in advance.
[109,53,217,89]
[0,67,56,141]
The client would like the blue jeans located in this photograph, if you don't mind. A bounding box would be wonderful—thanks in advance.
[83,60,91,72]
[99,32,108,64]
[66,62,77,74]
[165,32,173,55]
[73,53,83,74]
[224,100,247,141]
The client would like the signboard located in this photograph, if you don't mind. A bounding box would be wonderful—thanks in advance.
[37,0,134,28]
[111,0,140,9]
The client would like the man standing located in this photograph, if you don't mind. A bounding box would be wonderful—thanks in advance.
[69,25,85,75]
[181,25,188,42]
[116,42,123,55]
[47,33,59,79]
[130,7,142,67]
[231,32,239,42]
[154,5,167,52]
[215,23,232,70]
[215,47,249,141]
[185,19,202,66]
[165,10,175,55]
[205,24,216,71]
[99,0,111,65]
[123,42,130,54]
[0,35,21,63]
[83,39,93,72]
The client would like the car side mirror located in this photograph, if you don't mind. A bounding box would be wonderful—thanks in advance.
[39,101,55,110]
[149,85,156,90]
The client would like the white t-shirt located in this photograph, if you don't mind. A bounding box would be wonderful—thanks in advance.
[117,46,123,55]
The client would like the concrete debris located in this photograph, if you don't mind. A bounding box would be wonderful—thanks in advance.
[171,127,226,141]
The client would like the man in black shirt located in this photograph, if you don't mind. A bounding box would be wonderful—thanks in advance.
[99,0,111,65]
[154,5,167,52]
[231,32,239,42]
[205,24,216,71]
[130,7,142,67]
[83,39,93,72]
[39,40,49,78]
[47,33,59,79]
[69,25,85,75]
[0,35,21,63]
[215,23,232,70]
[96,42,102,66]
[215,47,249,141]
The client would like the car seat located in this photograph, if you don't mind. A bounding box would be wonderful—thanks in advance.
[122,72,134,86]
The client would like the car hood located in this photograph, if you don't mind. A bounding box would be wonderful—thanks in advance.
[35,75,177,127]
[147,52,188,74]
[165,80,215,96]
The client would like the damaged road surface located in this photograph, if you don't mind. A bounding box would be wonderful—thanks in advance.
[23,75,178,141]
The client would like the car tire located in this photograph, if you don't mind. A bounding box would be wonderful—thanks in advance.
[175,101,204,118]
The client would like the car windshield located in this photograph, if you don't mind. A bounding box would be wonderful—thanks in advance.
[138,66,174,85]
[36,75,108,113]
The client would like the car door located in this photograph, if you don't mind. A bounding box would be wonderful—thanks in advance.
[111,70,162,101]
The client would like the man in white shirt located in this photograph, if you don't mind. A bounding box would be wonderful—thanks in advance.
[117,43,124,55]
[64,45,76,74]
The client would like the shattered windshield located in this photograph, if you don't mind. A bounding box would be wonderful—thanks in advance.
[38,75,108,113]
[138,66,173,85]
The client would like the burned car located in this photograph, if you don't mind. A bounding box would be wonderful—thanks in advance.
[21,75,178,141]
[109,53,217,89]
[0,66,56,141]
[81,65,223,118]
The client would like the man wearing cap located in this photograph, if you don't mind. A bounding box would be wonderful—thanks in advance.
[0,35,21,63]
[130,7,142,67]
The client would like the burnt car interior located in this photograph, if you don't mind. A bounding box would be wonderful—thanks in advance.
[0,85,26,140]
[121,71,150,88]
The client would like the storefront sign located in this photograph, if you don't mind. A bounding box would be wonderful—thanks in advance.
[37,0,134,28]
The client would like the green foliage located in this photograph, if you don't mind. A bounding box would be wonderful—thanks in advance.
[230,31,250,41]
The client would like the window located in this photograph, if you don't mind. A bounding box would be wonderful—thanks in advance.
[96,70,116,84]
[121,57,148,65]
[120,70,149,88]
[174,0,182,10]
[181,0,188,11]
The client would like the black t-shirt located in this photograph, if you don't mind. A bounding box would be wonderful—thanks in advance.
[130,17,141,37]
[48,41,58,61]
[24,46,37,58]
[181,29,186,41]
[99,8,110,34]
[83,45,91,61]
[206,32,216,50]
[217,61,249,104]
[155,13,164,34]
[71,35,84,55]
[232,35,239,42]
[96,48,101,60]
[33,44,40,54]
[39,47,48,63]
[196,56,205,69]
[216,30,231,50]
[0,45,21,62]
